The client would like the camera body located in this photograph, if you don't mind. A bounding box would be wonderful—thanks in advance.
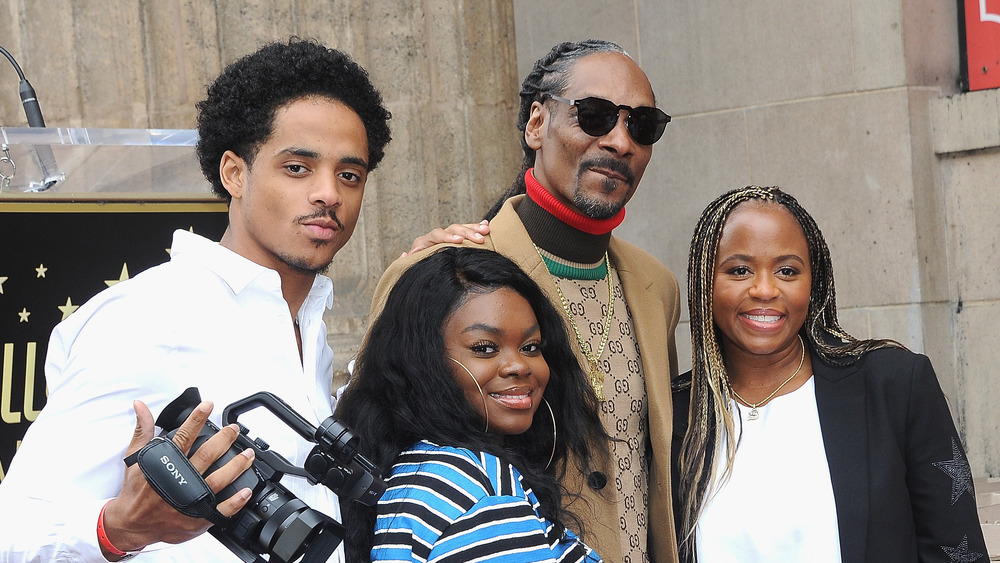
[154,387,385,563]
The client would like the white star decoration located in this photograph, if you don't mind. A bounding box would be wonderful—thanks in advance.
[933,437,975,505]
[167,227,196,256]
[940,535,984,562]
[35,264,47,278]
[105,263,130,287]
[57,297,79,321]
[0,275,7,294]
[17,307,30,322]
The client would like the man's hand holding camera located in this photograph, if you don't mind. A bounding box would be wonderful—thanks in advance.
[98,399,254,560]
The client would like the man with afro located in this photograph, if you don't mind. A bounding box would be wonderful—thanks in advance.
[0,37,390,562]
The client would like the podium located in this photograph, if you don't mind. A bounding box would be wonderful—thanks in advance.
[0,128,229,481]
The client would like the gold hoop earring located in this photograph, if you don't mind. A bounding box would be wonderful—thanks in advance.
[542,397,556,470]
[447,357,489,433]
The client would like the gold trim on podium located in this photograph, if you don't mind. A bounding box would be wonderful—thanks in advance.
[0,201,227,213]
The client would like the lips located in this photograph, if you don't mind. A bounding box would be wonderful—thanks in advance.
[739,309,785,330]
[301,219,340,240]
[592,167,625,181]
[488,387,535,410]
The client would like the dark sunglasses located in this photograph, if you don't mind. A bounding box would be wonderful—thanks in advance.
[546,94,671,145]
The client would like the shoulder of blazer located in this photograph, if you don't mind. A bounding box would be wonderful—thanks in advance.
[811,341,923,386]
[608,237,680,310]
[608,237,676,279]
[481,195,549,273]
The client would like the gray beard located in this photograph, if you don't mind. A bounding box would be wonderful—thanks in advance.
[573,176,626,220]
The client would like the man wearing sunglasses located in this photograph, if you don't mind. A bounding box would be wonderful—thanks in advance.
[366,39,680,563]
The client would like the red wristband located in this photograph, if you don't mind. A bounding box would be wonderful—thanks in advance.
[97,500,129,557]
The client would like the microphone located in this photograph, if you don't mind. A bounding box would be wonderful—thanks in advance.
[1,44,62,191]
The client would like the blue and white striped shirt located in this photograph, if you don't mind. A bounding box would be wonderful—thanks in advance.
[372,440,601,563]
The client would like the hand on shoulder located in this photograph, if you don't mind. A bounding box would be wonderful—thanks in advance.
[402,220,490,257]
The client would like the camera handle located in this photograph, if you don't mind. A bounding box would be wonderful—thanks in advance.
[224,428,370,508]
[223,393,320,444]
[223,392,384,506]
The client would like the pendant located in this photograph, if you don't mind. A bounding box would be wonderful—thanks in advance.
[747,407,759,421]
[589,365,605,401]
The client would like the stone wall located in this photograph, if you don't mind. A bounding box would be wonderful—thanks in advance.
[0,0,522,383]
[514,0,999,476]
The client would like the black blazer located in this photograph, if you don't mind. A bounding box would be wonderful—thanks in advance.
[671,343,988,562]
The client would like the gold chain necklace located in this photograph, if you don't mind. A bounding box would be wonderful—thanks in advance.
[534,245,614,400]
[730,335,805,421]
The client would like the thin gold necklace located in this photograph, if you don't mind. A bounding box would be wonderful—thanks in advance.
[534,245,614,400]
[730,335,805,421]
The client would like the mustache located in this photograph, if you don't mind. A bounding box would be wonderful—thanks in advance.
[580,156,635,185]
[297,209,344,230]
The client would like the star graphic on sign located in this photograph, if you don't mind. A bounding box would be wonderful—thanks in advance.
[932,437,975,505]
[166,227,196,256]
[0,275,7,294]
[18,307,30,322]
[57,297,79,320]
[940,535,984,562]
[35,264,48,278]
[105,263,130,287]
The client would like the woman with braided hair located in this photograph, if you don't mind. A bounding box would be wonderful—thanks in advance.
[671,186,987,562]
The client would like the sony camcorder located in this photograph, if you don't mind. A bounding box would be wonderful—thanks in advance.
[128,387,385,563]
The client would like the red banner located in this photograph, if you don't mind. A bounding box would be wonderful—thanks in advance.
[965,0,1000,90]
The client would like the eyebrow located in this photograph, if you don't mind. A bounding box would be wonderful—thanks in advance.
[573,93,656,108]
[277,148,370,171]
[461,323,541,339]
[718,253,806,265]
[340,155,370,171]
[279,147,321,159]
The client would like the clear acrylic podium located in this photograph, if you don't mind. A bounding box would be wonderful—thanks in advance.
[0,126,213,200]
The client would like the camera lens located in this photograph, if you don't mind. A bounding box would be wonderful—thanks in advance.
[233,482,338,563]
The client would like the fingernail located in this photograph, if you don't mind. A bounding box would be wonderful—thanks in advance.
[240,488,252,500]
[196,400,212,413]
[241,449,254,460]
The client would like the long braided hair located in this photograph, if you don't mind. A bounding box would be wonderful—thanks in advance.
[482,39,630,220]
[677,185,903,558]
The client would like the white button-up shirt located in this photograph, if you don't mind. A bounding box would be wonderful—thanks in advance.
[0,230,343,562]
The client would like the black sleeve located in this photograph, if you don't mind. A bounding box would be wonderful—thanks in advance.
[903,354,988,562]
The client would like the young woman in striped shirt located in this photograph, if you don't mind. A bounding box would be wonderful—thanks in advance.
[336,247,609,562]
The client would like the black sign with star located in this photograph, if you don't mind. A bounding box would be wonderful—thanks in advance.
[0,204,228,481]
